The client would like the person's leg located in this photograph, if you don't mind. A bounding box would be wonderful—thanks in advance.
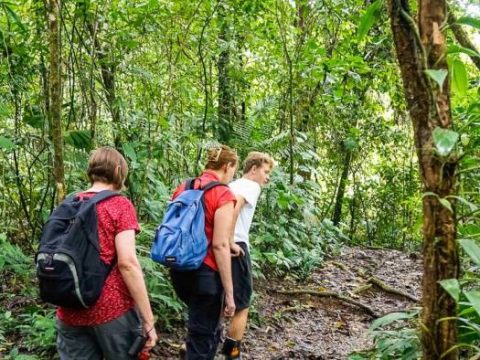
[170,269,196,359]
[186,265,223,360]
[56,319,102,360]
[227,308,249,339]
[223,243,252,359]
[93,309,142,360]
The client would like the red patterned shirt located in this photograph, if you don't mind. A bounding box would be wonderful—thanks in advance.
[57,193,141,326]
[172,171,236,271]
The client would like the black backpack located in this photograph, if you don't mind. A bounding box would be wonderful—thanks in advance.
[35,190,119,309]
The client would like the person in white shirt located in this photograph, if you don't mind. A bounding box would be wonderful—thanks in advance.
[222,152,275,360]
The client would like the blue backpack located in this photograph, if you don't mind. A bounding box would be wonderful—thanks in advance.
[151,179,225,271]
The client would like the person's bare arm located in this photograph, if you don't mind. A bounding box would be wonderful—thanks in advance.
[116,230,158,350]
[230,195,246,256]
[212,201,236,317]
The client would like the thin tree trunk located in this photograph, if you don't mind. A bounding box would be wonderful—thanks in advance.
[87,20,121,150]
[388,0,458,358]
[47,0,65,204]
[332,147,352,226]
[448,8,480,71]
[217,3,233,143]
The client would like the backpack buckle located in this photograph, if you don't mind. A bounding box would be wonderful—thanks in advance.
[44,254,55,271]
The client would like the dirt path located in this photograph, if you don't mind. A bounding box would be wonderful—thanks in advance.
[153,247,422,359]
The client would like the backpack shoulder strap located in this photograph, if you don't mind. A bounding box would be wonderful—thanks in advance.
[201,181,227,192]
[89,190,120,204]
[185,178,196,190]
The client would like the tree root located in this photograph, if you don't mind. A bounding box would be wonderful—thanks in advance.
[367,276,419,302]
[352,283,373,295]
[276,289,378,318]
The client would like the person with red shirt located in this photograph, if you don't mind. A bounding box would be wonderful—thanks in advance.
[170,145,238,360]
[56,147,157,360]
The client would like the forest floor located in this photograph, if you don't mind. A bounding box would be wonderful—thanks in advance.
[153,246,422,359]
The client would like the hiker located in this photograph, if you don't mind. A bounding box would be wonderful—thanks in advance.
[55,147,157,360]
[169,145,238,360]
[222,152,275,360]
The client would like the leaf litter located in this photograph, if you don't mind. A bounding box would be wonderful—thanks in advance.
[153,246,422,359]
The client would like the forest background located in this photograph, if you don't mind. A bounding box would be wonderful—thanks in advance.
[0,0,480,359]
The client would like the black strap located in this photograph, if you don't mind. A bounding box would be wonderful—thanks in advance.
[89,190,119,271]
[184,177,226,193]
[185,178,195,190]
[201,181,226,192]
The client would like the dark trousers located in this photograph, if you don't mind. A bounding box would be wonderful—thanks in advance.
[56,309,141,360]
[171,264,224,360]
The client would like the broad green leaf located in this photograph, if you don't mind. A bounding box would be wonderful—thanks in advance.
[448,44,480,58]
[432,127,459,156]
[439,279,460,303]
[448,196,478,212]
[459,239,480,267]
[457,16,480,29]
[452,59,468,96]
[0,136,15,150]
[357,0,383,40]
[369,312,414,331]
[64,130,92,150]
[122,142,137,162]
[465,291,480,318]
[460,224,480,237]
[3,4,27,33]
[439,198,453,213]
[425,69,448,89]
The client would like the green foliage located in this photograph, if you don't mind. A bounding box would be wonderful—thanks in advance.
[451,59,469,96]
[349,310,421,360]
[456,16,480,29]
[0,233,32,280]
[357,0,384,40]
[136,228,184,328]
[425,69,448,89]
[0,234,56,358]
[432,127,460,157]
[251,170,344,280]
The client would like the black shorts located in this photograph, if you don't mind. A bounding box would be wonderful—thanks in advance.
[232,242,252,311]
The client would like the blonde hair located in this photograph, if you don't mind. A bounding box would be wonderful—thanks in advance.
[205,145,238,170]
[87,147,128,190]
[243,151,274,174]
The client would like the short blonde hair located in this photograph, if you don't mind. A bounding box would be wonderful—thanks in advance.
[243,152,274,174]
[87,147,128,190]
[205,145,238,170]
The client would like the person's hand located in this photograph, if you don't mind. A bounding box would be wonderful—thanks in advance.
[224,293,236,318]
[230,243,245,257]
[143,323,158,351]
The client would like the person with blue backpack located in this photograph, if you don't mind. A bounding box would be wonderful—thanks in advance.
[37,147,157,359]
[152,145,238,360]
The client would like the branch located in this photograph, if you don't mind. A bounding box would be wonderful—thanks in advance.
[368,276,420,302]
[276,289,378,318]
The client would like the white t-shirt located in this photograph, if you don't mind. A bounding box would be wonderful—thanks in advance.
[229,178,261,247]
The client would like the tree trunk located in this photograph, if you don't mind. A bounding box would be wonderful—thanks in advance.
[217,3,233,143]
[87,20,121,150]
[47,0,65,204]
[332,146,352,226]
[388,1,458,359]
